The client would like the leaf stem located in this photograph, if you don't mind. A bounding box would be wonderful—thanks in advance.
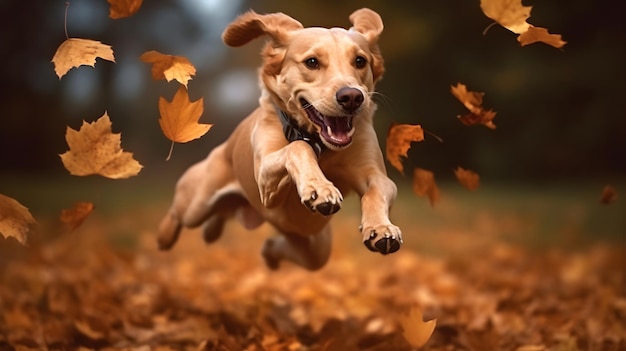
[166,141,175,161]
[64,2,70,39]
[482,21,497,36]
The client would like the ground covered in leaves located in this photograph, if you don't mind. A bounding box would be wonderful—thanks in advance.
[1,182,625,351]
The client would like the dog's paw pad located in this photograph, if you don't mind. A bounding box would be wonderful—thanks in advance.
[316,202,341,216]
[363,229,402,255]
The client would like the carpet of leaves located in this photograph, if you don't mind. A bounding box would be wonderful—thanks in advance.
[1,200,625,351]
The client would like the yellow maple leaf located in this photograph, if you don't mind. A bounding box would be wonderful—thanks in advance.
[0,194,36,246]
[51,38,115,79]
[451,83,496,129]
[454,166,480,191]
[480,0,566,48]
[59,112,143,179]
[107,0,143,19]
[159,85,212,160]
[399,306,437,348]
[412,168,440,206]
[60,202,95,231]
[385,123,425,174]
[140,50,197,87]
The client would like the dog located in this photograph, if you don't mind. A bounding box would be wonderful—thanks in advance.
[157,8,402,270]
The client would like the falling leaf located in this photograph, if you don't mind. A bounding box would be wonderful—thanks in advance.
[59,112,143,179]
[412,168,439,206]
[600,185,617,205]
[107,0,143,19]
[0,194,36,245]
[399,306,437,348]
[454,167,480,191]
[386,123,425,174]
[480,0,566,48]
[159,86,212,160]
[60,202,95,230]
[518,26,567,48]
[140,50,197,87]
[51,38,115,79]
[480,0,531,34]
[451,83,497,129]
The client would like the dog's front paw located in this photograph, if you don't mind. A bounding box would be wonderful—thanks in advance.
[361,223,402,255]
[300,181,343,216]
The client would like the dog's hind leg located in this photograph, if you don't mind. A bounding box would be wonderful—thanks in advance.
[261,226,332,271]
[157,143,234,250]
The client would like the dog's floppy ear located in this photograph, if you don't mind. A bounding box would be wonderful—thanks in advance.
[222,10,303,47]
[349,8,384,44]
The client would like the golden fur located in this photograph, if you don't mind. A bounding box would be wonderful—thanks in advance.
[157,8,402,270]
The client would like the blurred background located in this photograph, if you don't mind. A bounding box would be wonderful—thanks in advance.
[0,0,624,228]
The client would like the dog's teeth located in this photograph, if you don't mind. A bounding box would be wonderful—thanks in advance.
[326,125,333,137]
[347,127,356,138]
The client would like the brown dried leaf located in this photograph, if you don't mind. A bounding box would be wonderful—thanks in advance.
[60,202,95,231]
[412,168,440,206]
[600,185,617,205]
[0,194,36,245]
[451,83,497,129]
[518,26,567,48]
[140,50,196,87]
[59,112,143,179]
[107,0,143,19]
[51,38,115,79]
[385,123,425,174]
[454,167,480,191]
[399,306,437,348]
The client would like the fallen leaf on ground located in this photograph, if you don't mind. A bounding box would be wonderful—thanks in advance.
[600,185,617,205]
[454,167,480,191]
[451,83,497,129]
[60,202,95,230]
[412,168,439,206]
[51,38,115,78]
[0,194,36,245]
[386,123,425,174]
[159,86,212,160]
[480,0,566,48]
[399,306,437,348]
[107,0,143,19]
[140,50,196,87]
[59,112,143,179]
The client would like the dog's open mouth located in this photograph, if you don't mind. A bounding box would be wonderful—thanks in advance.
[300,99,355,148]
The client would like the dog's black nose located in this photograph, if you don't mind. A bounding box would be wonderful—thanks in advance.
[336,87,364,112]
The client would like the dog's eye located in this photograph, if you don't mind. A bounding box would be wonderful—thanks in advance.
[355,56,367,69]
[304,57,320,69]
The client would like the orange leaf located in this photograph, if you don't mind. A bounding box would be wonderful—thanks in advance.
[386,123,424,174]
[60,202,95,230]
[399,306,437,348]
[600,185,617,205]
[454,167,480,191]
[159,86,212,143]
[412,168,439,206]
[451,83,496,129]
[51,38,115,79]
[0,194,36,245]
[107,0,143,19]
[518,26,567,49]
[480,0,566,48]
[59,112,143,179]
[140,50,196,87]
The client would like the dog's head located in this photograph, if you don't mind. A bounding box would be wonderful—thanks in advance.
[222,8,385,150]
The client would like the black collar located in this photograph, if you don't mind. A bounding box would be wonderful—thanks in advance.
[275,107,326,158]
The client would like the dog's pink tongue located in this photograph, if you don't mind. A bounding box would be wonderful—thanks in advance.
[323,116,353,145]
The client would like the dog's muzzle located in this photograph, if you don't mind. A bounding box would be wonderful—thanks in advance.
[300,99,356,149]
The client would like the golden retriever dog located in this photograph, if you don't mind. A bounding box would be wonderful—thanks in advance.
[157,8,402,270]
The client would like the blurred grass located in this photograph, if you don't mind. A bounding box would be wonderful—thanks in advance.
[1,174,624,255]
